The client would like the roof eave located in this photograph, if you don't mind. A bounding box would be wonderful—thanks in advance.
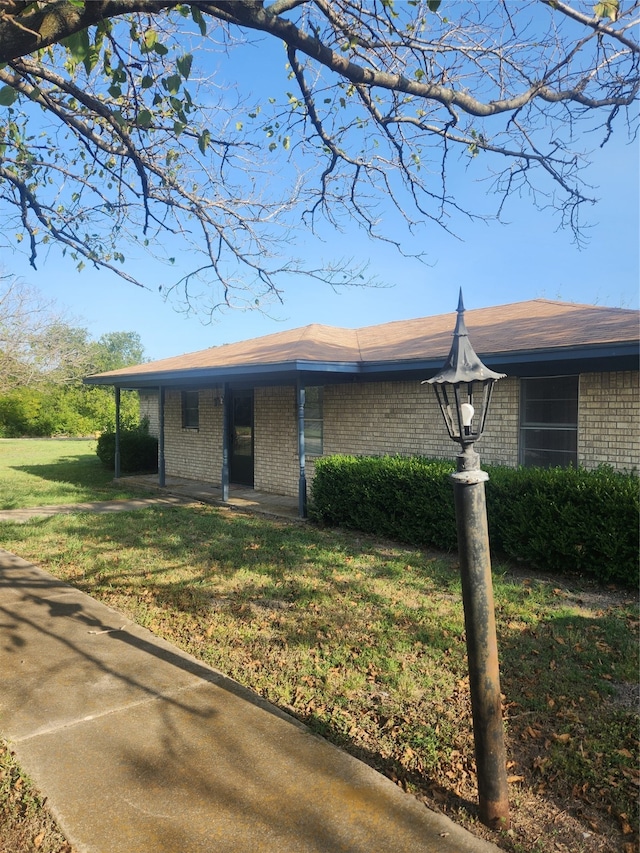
[83,359,362,389]
[83,340,639,390]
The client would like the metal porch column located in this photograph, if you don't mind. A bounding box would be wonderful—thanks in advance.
[114,387,121,480]
[158,386,166,487]
[297,381,307,518]
[221,383,229,501]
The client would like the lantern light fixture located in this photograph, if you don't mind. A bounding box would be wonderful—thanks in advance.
[425,289,505,449]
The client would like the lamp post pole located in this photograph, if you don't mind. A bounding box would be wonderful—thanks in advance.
[425,291,510,830]
[452,446,509,829]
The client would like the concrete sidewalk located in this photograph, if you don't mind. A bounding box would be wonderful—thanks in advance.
[0,495,193,524]
[0,549,502,853]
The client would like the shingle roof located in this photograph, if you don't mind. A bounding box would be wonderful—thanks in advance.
[86,299,639,384]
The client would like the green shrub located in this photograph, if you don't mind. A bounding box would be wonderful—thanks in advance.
[310,455,457,550]
[96,422,158,474]
[310,455,639,587]
[486,464,639,585]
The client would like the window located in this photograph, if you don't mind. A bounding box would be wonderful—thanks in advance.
[182,390,199,429]
[520,377,578,467]
[304,386,323,456]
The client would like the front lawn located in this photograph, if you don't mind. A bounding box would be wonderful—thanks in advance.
[0,438,150,509]
[0,440,637,853]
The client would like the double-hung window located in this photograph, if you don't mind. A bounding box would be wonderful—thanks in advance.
[304,386,323,456]
[182,390,199,430]
[520,377,578,468]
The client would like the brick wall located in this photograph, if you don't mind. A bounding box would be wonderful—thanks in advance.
[254,386,299,495]
[480,378,520,466]
[139,391,159,437]
[579,371,640,472]
[323,378,519,468]
[247,378,520,498]
[163,389,223,482]
[143,370,638,497]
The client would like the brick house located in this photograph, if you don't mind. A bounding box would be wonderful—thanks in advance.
[85,299,640,515]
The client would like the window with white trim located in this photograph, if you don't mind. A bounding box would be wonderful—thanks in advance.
[520,376,578,468]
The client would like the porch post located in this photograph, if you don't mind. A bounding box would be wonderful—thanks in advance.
[158,385,166,487]
[221,383,229,501]
[297,380,307,518]
[114,387,121,480]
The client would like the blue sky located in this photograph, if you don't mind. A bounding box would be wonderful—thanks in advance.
[3,25,639,363]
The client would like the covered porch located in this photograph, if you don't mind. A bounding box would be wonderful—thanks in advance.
[122,474,302,521]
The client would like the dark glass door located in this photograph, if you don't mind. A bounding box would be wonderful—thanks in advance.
[229,391,254,486]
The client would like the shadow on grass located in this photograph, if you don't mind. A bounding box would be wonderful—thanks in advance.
[12,457,115,489]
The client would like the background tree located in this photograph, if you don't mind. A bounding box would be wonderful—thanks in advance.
[0,274,92,393]
[0,1,637,317]
[0,276,142,435]
[90,331,146,373]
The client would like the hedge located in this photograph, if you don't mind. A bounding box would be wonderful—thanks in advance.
[310,455,639,587]
[96,423,158,474]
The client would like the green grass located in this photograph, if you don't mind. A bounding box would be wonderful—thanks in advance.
[0,440,638,853]
[0,438,151,508]
[0,739,72,853]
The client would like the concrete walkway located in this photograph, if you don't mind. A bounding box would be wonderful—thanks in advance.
[0,549,503,853]
[0,495,192,524]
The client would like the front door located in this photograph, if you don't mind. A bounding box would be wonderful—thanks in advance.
[229,390,254,486]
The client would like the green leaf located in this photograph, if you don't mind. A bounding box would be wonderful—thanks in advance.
[143,29,158,50]
[108,84,122,99]
[594,0,619,20]
[84,45,101,75]
[283,136,290,150]
[0,86,18,107]
[137,109,153,129]
[427,0,442,10]
[141,75,154,89]
[61,29,90,64]
[235,121,243,131]
[163,75,182,95]
[177,54,193,80]
[191,6,207,36]
[198,129,211,155]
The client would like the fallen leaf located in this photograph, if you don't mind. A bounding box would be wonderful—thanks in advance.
[33,832,45,848]
[507,775,525,783]
[553,732,572,744]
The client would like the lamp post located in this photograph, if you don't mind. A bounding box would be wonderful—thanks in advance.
[425,290,510,830]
